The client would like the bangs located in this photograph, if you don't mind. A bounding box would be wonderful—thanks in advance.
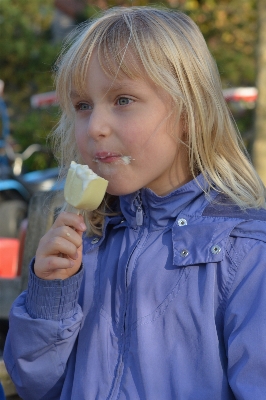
[97,43,144,82]
[55,8,187,114]
[96,17,145,80]
[56,16,146,112]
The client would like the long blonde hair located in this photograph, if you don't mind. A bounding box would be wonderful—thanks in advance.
[51,6,265,235]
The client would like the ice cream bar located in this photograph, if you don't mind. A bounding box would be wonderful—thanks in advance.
[64,161,108,211]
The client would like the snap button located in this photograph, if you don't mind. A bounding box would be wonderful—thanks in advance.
[91,238,99,244]
[178,218,187,226]
[180,249,189,257]
[211,245,221,254]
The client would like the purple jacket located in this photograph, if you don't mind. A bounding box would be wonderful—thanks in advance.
[4,175,266,399]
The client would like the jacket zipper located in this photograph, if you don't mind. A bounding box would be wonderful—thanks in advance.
[108,193,145,399]
[134,193,144,226]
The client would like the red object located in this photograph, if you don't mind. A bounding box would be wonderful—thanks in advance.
[0,238,20,278]
[30,91,58,108]
[222,87,257,103]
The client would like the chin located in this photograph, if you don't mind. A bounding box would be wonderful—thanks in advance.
[106,185,140,197]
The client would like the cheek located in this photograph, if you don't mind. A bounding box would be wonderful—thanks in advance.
[124,125,155,154]
[132,125,178,161]
[75,122,87,147]
[74,128,91,164]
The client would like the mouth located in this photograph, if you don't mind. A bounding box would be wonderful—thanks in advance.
[93,152,133,164]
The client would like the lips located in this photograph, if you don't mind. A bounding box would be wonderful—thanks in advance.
[94,152,122,163]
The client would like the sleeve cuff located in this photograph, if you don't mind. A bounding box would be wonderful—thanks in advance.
[25,258,84,320]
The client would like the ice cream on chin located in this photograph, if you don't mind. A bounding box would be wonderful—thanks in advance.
[64,161,108,211]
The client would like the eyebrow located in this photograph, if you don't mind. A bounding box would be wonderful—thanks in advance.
[70,90,82,99]
[108,82,133,91]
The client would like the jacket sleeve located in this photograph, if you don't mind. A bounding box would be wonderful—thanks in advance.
[3,260,84,400]
[223,234,266,399]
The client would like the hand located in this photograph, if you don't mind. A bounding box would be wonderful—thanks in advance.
[34,212,87,280]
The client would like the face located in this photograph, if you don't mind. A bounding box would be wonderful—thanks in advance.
[71,53,191,196]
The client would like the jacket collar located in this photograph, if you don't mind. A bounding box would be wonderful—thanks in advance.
[119,174,209,229]
[85,175,266,266]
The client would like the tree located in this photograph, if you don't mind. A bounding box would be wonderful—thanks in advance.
[253,0,266,184]
[0,0,60,170]
[171,0,257,88]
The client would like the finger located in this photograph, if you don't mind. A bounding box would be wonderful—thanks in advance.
[38,236,79,260]
[53,211,87,232]
[55,226,83,248]
[35,256,80,280]
[44,255,76,271]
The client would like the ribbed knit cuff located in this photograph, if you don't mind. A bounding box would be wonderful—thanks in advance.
[25,258,84,321]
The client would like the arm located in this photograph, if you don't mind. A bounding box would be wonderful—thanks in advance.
[4,212,87,400]
[4,266,84,400]
[223,237,266,399]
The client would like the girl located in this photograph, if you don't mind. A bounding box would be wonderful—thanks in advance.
[4,6,266,400]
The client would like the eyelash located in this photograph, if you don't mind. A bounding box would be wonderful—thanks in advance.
[116,97,134,106]
[75,102,92,111]
[74,96,134,111]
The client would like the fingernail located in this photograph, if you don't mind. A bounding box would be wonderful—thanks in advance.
[80,223,86,230]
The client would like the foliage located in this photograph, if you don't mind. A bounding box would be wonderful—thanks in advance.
[177,0,257,87]
[0,0,60,170]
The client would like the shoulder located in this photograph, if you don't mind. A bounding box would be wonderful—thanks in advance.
[195,193,266,313]
[201,192,266,247]
[202,192,266,222]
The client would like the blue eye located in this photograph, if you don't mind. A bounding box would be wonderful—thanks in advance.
[117,97,132,106]
[76,102,92,111]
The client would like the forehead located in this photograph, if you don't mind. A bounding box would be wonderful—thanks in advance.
[71,49,146,96]
[69,57,171,110]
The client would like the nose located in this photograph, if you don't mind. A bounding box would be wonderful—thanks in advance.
[87,106,111,140]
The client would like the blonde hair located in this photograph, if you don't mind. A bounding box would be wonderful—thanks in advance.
[51,6,266,235]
